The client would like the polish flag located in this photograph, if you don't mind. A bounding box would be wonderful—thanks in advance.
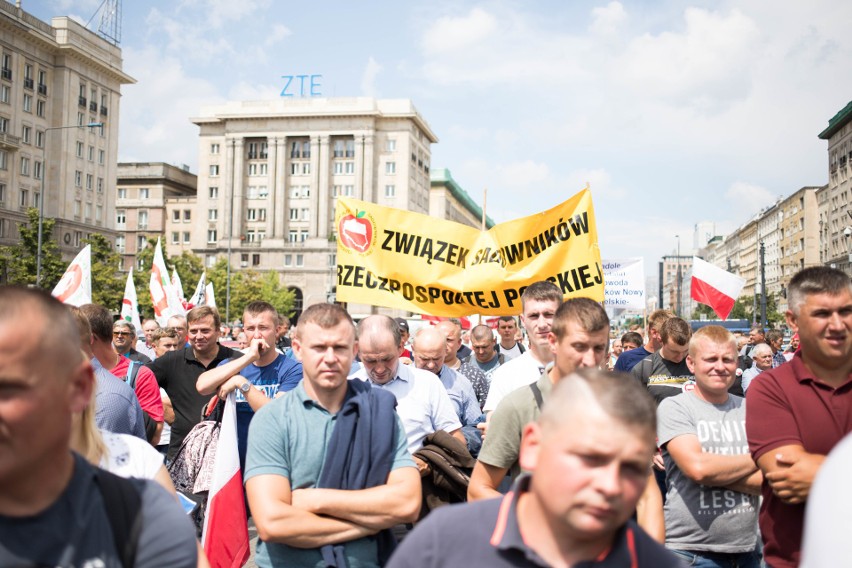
[202,392,249,567]
[52,245,92,306]
[690,256,746,320]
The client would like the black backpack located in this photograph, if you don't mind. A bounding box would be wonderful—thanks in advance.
[94,468,143,568]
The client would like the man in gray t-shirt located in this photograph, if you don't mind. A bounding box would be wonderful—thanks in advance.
[657,325,762,567]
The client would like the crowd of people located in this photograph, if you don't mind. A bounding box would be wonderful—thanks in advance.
[0,264,849,567]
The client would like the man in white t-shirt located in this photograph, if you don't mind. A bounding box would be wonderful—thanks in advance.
[483,281,563,414]
[495,316,525,362]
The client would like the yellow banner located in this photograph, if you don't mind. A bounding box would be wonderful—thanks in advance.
[335,189,603,316]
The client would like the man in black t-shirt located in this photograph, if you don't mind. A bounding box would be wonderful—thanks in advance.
[148,305,237,460]
[632,317,693,406]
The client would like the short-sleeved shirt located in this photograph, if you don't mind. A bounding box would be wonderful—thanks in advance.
[456,360,491,409]
[245,382,415,568]
[350,363,462,454]
[147,344,237,459]
[385,474,682,568]
[631,351,693,406]
[0,453,196,567]
[100,431,165,479]
[496,341,523,362]
[479,372,551,477]
[658,392,758,553]
[614,346,652,372]
[112,356,164,422]
[216,353,303,468]
[92,357,146,439]
[437,365,482,426]
[746,352,852,568]
[483,351,547,412]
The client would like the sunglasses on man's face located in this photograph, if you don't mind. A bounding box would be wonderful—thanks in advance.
[113,331,132,337]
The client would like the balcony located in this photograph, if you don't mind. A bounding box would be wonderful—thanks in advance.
[37,83,47,96]
[100,106,108,116]
[78,96,86,107]
[89,101,97,112]
[23,78,33,90]
[0,132,21,150]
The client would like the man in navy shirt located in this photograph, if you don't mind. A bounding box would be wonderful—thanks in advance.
[614,309,674,372]
[388,369,681,568]
[197,300,302,469]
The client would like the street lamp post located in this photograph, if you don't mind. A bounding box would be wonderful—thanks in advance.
[676,235,682,317]
[36,122,104,287]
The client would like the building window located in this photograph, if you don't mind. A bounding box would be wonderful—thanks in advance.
[284,254,292,266]
[211,143,220,154]
[35,99,45,117]
[208,209,218,221]
[0,116,7,133]
[96,205,102,221]
[87,146,94,161]
[137,235,147,250]
[296,254,304,266]
[20,157,29,176]
[184,210,191,222]
[385,162,396,174]
[20,189,29,208]
[33,161,42,180]
[183,232,191,244]
[72,199,80,217]
[97,178,103,193]
[288,230,298,243]
[75,171,82,187]
[173,210,180,222]
[301,186,310,197]
[333,162,344,174]
[138,210,148,229]
[116,209,126,226]
[385,139,396,152]
[171,232,180,245]
[384,184,395,198]
[290,187,300,199]
[300,231,308,242]
[209,164,219,176]
[207,229,217,243]
[206,255,216,268]
[35,130,44,147]
[77,112,84,126]
[209,186,219,199]
[289,208,298,220]
[33,191,40,208]
[98,149,105,164]
[22,94,32,113]
[0,183,5,203]
[76,142,84,158]
[328,253,336,267]
[86,174,93,190]
[252,254,261,266]
[0,85,9,104]
[85,203,92,220]
[0,150,6,170]
[115,235,125,253]
[21,125,31,144]
[301,208,309,221]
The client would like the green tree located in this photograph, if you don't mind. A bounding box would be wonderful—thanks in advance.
[83,233,124,310]
[207,258,295,322]
[0,208,65,289]
[172,251,205,298]
[691,303,716,320]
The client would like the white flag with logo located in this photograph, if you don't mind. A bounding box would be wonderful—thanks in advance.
[188,272,207,307]
[172,267,186,302]
[206,281,217,309]
[51,245,92,306]
[149,238,185,327]
[120,268,143,334]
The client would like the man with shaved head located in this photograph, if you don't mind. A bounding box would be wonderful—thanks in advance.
[465,324,504,379]
[436,319,490,409]
[387,369,680,567]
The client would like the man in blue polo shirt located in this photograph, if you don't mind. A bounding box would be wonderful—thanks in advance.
[197,300,302,469]
[388,369,681,567]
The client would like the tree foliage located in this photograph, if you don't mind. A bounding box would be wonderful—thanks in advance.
[83,233,124,310]
[0,208,65,289]
[207,258,295,323]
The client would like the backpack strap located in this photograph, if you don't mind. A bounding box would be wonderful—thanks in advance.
[126,360,142,390]
[529,382,544,411]
[94,468,143,568]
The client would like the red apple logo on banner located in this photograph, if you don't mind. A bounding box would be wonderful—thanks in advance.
[339,210,373,253]
[54,265,83,303]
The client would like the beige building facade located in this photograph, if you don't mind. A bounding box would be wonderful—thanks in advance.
[185,97,439,316]
[116,162,196,272]
[0,3,133,259]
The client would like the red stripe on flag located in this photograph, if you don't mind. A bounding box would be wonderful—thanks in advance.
[204,471,249,568]
[691,277,736,320]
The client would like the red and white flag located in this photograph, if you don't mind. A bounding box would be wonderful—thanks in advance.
[690,256,746,320]
[202,392,249,568]
[149,238,185,327]
[171,267,186,302]
[120,268,143,334]
[51,245,92,306]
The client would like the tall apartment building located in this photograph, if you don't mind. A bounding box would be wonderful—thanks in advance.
[116,162,197,272]
[186,97,438,313]
[818,101,852,275]
[0,2,133,257]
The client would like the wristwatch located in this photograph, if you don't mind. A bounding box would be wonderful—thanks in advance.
[239,381,251,394]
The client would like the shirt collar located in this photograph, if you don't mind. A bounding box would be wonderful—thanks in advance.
[491,475,639,567]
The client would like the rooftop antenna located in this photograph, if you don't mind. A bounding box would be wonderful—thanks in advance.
[86,0,121,46]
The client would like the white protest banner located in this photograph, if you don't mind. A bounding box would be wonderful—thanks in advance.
[602,258,645,310]
[51,245,92,306]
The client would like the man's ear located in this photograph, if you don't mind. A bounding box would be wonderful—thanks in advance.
[68,360,95,414]
[519,422,542,473]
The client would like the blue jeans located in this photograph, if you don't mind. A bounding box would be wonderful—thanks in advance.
[670,549,761,568]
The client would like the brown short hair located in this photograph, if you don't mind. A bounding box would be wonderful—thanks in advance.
[620,331,643,348]
[244,300,279,326]
[152,327,182,344]
[0,287,83,366]
[648,309,675,332]
[470,324,494,342]
[187,305,220,329]
[68,306,93,349]
[551,297,609,340]
[521,281,563,309]
[79,304,114,342]
[296,304,354,339]
[660,317,691,346]
[787,266,852,316]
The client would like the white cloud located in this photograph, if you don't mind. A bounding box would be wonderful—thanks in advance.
[421,7,498,55]
[175,0,271,30]
[264,24,292,48]
[360,57,382,97]
[590,1,627,36]
[724,181,776,218]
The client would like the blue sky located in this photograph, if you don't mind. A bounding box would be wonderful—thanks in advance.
[33,0,852,284]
